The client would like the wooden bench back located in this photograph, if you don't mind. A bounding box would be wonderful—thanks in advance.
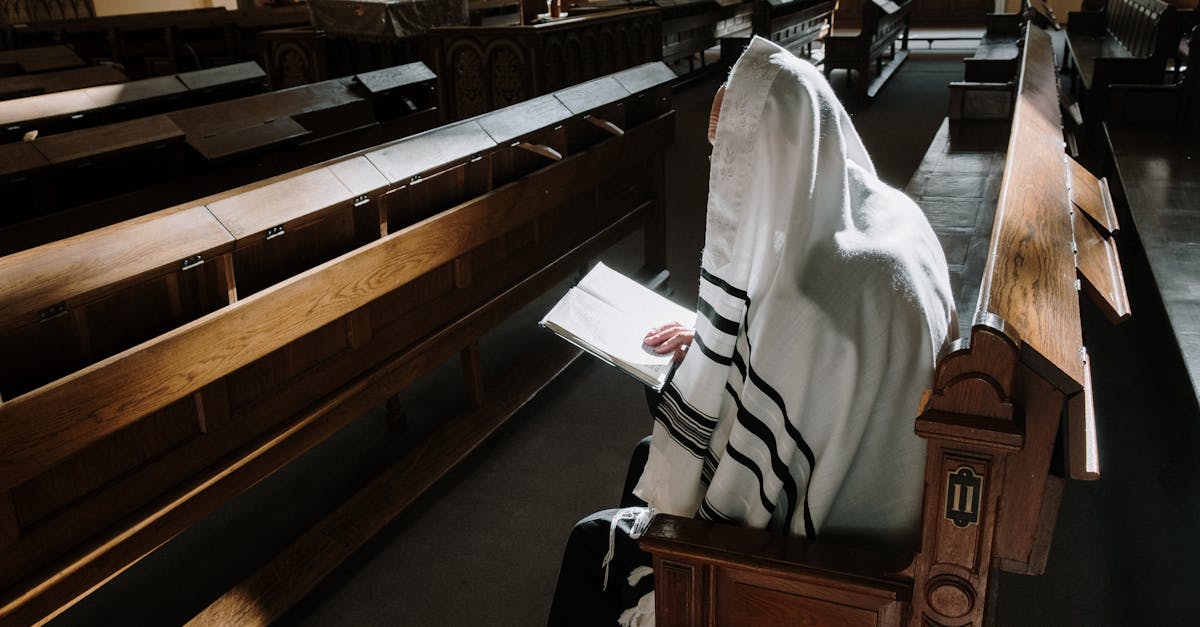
[861,0,912,50]
[0,62,676,627]
[751,0,837,51]
[1104,0,1172,58]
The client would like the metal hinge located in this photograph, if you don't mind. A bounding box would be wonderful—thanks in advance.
[181,255,204,271]
[39,302,68,322]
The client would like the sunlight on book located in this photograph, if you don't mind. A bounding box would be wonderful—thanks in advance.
[540,263,697,390]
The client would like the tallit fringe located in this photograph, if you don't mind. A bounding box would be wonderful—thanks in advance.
[627,565,654,587]
[601,507,655,591]
[618,591,655,627]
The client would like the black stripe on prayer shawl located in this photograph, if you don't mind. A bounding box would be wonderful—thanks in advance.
[692,332,732,366]
[654,383,717,458]
[724,381,800,527]
[697,296,740,336]
[698,498,736,524]
[701,449,719,487]
[723,440,778,515]
[738,310,818,538]
[700,268,749,302]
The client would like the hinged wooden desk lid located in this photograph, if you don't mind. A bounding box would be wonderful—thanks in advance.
[1066,156,1119,235]
[353,62,436,95]
[475,94,572,145]
[365,121,496,183]
[611,62,677,95]
[553,75,629,114]
[0,205,233,335]
[33,114,185,165]
[205,160,385,246]
[0,65,127,100]
[82,75,188,107]
[0,141,50,178]
[176,61,266,92]
[186,115,311,162]
[0,90,95,127]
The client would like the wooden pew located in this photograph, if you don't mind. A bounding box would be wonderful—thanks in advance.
[0,61,676,627]
[1102,25,1200,422]
[653,0,754,74]
[641,24,1128,626]
[823,0,913,101]
[0,61,437,255]
[0,61,267,143]
[1063,0,1180,125]
[963,9,1026,83]
[719,0,836,64]
[0,64,127,102]
[0,6,311,78]
[0,45,85,76]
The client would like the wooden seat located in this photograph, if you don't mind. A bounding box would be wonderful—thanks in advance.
[642,25,1128,626]
[823,0,913,101]
[0,61,677,627]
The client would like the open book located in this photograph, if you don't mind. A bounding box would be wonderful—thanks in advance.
[540,263,697,391]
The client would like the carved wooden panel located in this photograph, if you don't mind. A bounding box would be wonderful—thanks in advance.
[1,0,94,25]
[429,8,662,120]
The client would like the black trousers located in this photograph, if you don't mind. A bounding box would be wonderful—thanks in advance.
[546,436,653,627]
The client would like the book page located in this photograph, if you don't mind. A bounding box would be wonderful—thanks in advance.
[577,262,696,329]
[543,287,675,370]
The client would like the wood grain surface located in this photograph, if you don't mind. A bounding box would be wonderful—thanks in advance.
[979,25,1084,393]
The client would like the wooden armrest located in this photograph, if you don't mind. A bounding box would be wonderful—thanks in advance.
[641,514,910,580]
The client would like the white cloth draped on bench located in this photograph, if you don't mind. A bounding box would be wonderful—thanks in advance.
[634,36,956,552]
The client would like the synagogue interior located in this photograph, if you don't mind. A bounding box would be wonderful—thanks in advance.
[0,0,1197,625]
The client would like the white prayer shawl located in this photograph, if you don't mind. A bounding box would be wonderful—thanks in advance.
[634,37,956,551]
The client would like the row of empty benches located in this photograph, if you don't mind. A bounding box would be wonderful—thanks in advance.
[1,4,310,77]
[0,60,440,255]
[0,59,677,626]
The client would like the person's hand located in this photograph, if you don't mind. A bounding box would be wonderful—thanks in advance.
[644,322,695,363]
[707,84,726,145]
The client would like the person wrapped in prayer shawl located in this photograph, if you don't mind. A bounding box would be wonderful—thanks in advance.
[548,36,957,627]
